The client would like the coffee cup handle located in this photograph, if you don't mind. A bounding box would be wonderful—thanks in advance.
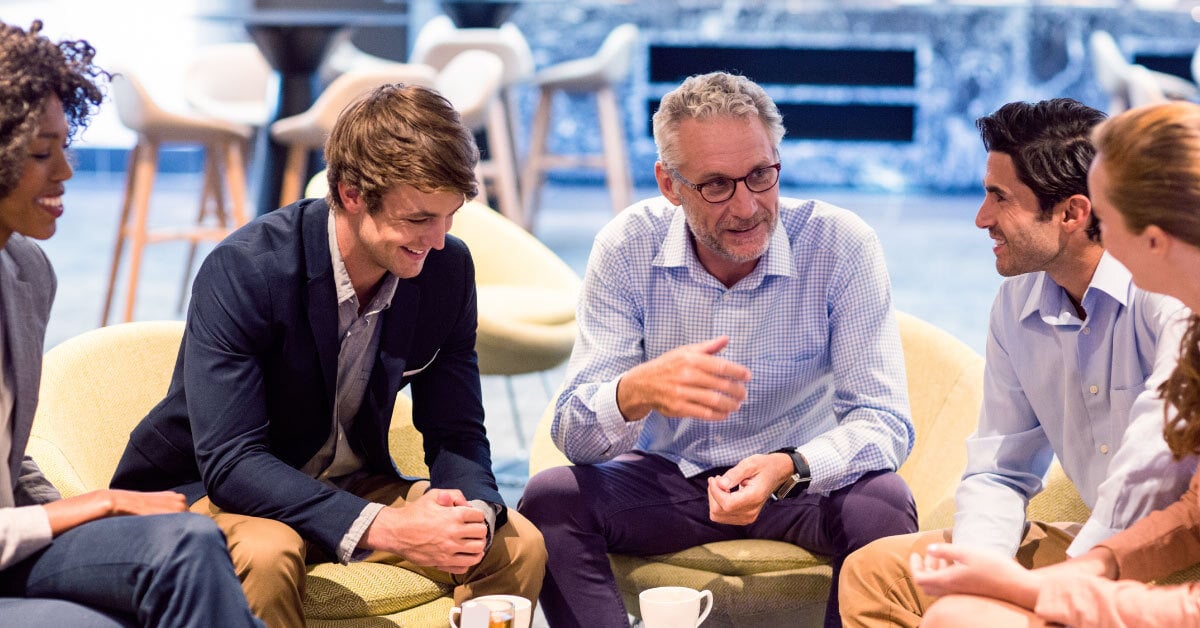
[449,606,462,628]
[695,589,713,626]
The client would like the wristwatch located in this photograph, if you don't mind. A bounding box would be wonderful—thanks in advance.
[770,447,811,501]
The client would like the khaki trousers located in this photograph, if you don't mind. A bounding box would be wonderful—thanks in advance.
[838,521,1080,628]
[192,476,546,628]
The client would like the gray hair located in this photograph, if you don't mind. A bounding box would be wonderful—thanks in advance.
[652,72,785,167]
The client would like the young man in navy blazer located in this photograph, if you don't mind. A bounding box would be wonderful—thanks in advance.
[111,84,546,627]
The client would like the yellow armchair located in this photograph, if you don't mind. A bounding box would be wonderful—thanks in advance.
[26,321,452,627]
[528,310,986,626]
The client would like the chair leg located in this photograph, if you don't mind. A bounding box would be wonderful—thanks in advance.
[102,143,141,326]
[278,145,307,208]
[596,86,633,215]
[178,150,221,312]
[486,98,524,228]
[504,375,529,453]
[521,87,554,229]
[122,140,160,323]
[225,140,250,227]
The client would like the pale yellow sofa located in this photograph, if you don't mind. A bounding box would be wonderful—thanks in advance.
[26,321,452,627]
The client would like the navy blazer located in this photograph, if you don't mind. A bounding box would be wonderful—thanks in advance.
[111,199,501,556]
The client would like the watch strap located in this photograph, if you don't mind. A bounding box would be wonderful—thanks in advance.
[770,447,811,500]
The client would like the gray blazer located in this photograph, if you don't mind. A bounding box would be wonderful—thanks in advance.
[0,234,62,570]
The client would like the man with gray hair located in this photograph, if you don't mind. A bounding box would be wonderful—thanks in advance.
[519,71,917,628]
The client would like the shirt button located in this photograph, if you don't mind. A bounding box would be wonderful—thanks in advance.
[1100,444,1110,454]
[1089,385,1099,394]
[1082,327,1091,335]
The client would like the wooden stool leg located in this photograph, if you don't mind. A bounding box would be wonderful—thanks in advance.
[178,150,221,312]
[596,86,632,215]
[278,145,307,208]
[122,140,159,323]
[521,87,554,228]
[225,140,250,227]
[101,143,141,326]
[486,98,524,228]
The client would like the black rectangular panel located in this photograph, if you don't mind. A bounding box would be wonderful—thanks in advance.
[649,45,916,87]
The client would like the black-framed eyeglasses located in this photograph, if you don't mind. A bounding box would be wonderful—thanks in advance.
[666,163,782,204]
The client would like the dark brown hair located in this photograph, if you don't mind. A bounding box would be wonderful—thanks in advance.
[324,83,478,213]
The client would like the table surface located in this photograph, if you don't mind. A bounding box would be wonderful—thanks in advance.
[199,9,410,27]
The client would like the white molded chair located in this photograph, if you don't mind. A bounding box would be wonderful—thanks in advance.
[522,24,640,226]
[269,64,438,207]
[410,15,534,225]
[436,50,523,225]
[1089,31,1199,114]
[104,68,253,325]
[183,42,275,128]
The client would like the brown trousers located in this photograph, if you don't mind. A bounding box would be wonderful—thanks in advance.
[838,521,1080,628]
[191,476,546,628]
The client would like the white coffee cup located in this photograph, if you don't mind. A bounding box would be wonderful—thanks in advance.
[449,598,515,628]
[639,586,713,628]
[471,594,532,628]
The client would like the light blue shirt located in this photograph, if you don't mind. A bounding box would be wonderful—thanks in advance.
[954,252,1195,557]
[554,196,913,493]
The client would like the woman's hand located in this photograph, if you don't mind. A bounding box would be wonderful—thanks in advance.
[910,543,1042,610]
[42,489,187,536]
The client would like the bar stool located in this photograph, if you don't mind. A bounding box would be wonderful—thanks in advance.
[183,42,275,128]
[522,24,639,227]
[269,64,438,206]
[436,50,522,223]
[1088,31,1198,115]
[102,68,254,325]
[410,14,533,226]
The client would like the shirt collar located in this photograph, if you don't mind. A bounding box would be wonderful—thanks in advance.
[1019,251,1131,324]
[652,205,796,285]
[327,210,399,315]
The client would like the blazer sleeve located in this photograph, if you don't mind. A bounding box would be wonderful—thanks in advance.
[185,244,371,556]
[13,456,61,505]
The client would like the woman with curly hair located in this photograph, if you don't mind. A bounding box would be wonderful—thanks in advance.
[0,20,261,627]
[909,100,1200,627]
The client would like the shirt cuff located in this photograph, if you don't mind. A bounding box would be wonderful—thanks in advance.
[1067,518,1120,558]
[469,499,499,550]
[596,378,639,442]
[340,502,386,563]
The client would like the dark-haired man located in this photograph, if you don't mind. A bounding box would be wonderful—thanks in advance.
[839,98,1195,628]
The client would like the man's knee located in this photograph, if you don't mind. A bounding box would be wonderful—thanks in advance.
[841,531,920,591]
[218,514,306,588]
[495,509,548,574]
[517,466,585,527]
[842,471,919,539]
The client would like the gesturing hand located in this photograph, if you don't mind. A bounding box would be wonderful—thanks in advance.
[617,336,752,422]
[910,543,1041,610]
[361,488,488,574]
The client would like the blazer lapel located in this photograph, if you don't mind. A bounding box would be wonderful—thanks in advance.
[0,249,41,480]
[301,200,339,412]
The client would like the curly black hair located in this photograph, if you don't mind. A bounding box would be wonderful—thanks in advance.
[0,19,106,198]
